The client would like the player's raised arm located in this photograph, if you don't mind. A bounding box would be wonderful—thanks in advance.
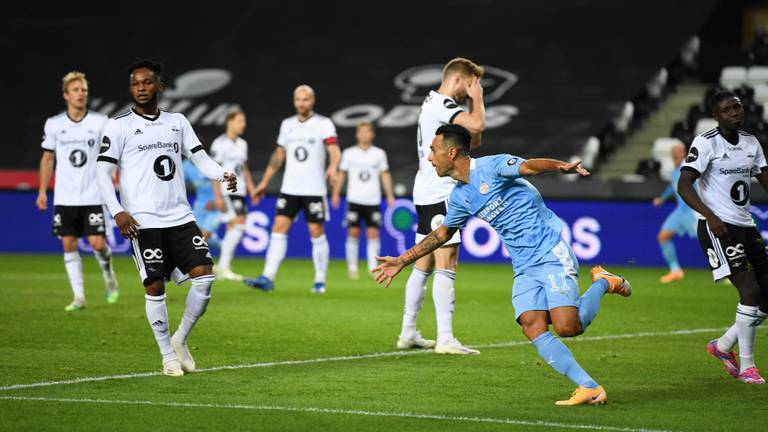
[373,225,457,287]
[452,76,485,149]
[517,158,590,177]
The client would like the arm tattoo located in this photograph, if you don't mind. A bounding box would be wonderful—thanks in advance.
[268,149,284,171]
[398,229,445,266]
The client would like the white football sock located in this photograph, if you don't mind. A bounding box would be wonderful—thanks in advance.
[736,303,760,372]
[93,246,115,283]
[63,251,85,303]
[218,224,244,270]
[175,275,214,343]
[716,323,739,353]
[346,236,359,273]
[263,232,287,280]
[145,294,175,362]
[401,268,431,336]
[433,269,456,343]
[366,237,381,273]
[311,234,329,283]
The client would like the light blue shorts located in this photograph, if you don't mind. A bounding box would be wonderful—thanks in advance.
[512,239,580,321]
[661,207,697,238]
[194,207,221,233]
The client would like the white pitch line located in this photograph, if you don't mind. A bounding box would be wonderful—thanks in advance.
[0,395,676,432]
[0,327,725,392]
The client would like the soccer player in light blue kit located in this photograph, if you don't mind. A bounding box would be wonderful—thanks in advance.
[374,124,632,405]
[653,142,696,283]
[183,159,222,251]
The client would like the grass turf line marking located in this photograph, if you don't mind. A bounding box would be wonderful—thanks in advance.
[0,327,726,392]
[0,395,676,432]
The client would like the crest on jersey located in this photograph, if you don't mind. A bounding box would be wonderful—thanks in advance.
[686,147,698,163]
[87,138,95,147]
[479,183,490,194]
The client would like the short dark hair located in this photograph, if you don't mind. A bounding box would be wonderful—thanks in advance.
[435,124,471,155]
[708,89,738,114]
[128,58,164,82]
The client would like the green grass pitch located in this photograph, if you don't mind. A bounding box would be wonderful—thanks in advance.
[0,254,765,431]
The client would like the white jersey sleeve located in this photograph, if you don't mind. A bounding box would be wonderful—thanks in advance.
[98,119,125,163]
[379,148,390,172]
[276,119,288,147]
[321,118,338,145]
[681,136,713,176]
[41,118,56,151]
[180,116,204,158]
[339,148,350,172]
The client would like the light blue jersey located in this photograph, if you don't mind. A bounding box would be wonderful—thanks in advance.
[443,155,580,318]
[443,155,564,271]
[183,160,220,233]
[660,165,696,238]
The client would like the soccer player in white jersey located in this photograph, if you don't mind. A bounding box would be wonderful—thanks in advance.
[399,58,486,354]
[245,85,340,294]
[210,110,257,281]
[36,71,119,312]
[679,90,768,384]
[96,59,236,377]
[331,122,395,279]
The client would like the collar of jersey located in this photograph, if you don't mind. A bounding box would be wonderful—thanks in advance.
[66,110,89,124]
[131,108,161,122]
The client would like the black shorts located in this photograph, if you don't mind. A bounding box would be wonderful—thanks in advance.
[275,193,328,223]
[416,201,449,235]
[224,195,247,216]
[345,203,382,228]
[697,219,768,280]
[130,221,213,284]
[53,205,106,238]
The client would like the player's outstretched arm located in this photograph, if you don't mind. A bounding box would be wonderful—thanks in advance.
[519,158,590,177]
[373,225,457,287]
[677,169,726,237]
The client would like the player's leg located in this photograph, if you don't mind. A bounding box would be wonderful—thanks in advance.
[306,196,330,293]
[169,222,216,373]
[345,204,361,279]
[84,206,118,303]
[365,206,383,274]
[55,206,86,311]
[217,196,246,280]
[659,210,685,283]
[432,244,478,354]
[398,252,435,349]
[245,194,297,291]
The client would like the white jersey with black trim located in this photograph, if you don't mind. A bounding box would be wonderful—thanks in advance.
[413,90,464,205]
[277,114,337,196]
[211,134,248,197]
[339,145,389,206]
[682,128,768,227]
[98,109,203,228]
[41,111,108,206]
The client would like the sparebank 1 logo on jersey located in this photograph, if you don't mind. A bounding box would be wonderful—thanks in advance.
[88,69,240,126]
[331,64,520,129]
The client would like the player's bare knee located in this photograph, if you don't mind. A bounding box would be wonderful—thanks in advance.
[88,235,106,250]
[366,227,379,239]
[553,321,583,338]
[189,265,213,278]
[348,227,360,239]
[308,223,324,238]
[144,278,165,296]
[61,236,78,252]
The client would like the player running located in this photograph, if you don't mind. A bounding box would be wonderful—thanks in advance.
[653,142,697,283]
[331,122,395,279]
[96,59,236,377]
[211,110,257,281]
[374,124,632,405]
[679,90,768,384]
[36,71,119,311]
[182,159,221,252]
[245,85,340,294]
[399,57,485,354]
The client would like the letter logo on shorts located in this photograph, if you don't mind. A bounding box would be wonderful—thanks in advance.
[707,248,720,268]
[725,243,746,257]
[430,214,444,230]
[54,214,62,226]
[192,236,208,248]
[308,201,324,215]
[143,248,163,260]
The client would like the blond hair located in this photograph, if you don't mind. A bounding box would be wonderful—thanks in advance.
[62,71,88,93]
[357,121,375,132]
[294,84,315,97]
[442,57,484,80]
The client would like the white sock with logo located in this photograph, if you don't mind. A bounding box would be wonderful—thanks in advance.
[311,234,330,283]
[64,251,85,303]
[218,224,244,270]
[736,303,760,372]
[175,275,214,343]
[716,323,739,353]
[433,269,456,343]
[145,294,175,362]
[93,246,116,286]
[263,232,287,280]
[401,268,431,337]
[346,236,359,274]
[366,237,381,273]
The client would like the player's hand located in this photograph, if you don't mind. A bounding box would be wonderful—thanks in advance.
[214,196,225,211]
[331,194,341,209]
[466,76,484,102]
[706,214,728,238]
[326,167,338,187]
[559,160,590,176]
[386,196,396,207]
[224,173,237,193]
[35,192,48,211]
[114,211,140,240]
[372,256,404,288]
[653,197,664,207]
[252,182,267,206]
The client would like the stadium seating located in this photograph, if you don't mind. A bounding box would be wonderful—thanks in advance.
[720,66,747,88]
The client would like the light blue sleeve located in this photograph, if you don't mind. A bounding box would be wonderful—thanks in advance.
[442,189,471,228]
[496,154,527,179]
